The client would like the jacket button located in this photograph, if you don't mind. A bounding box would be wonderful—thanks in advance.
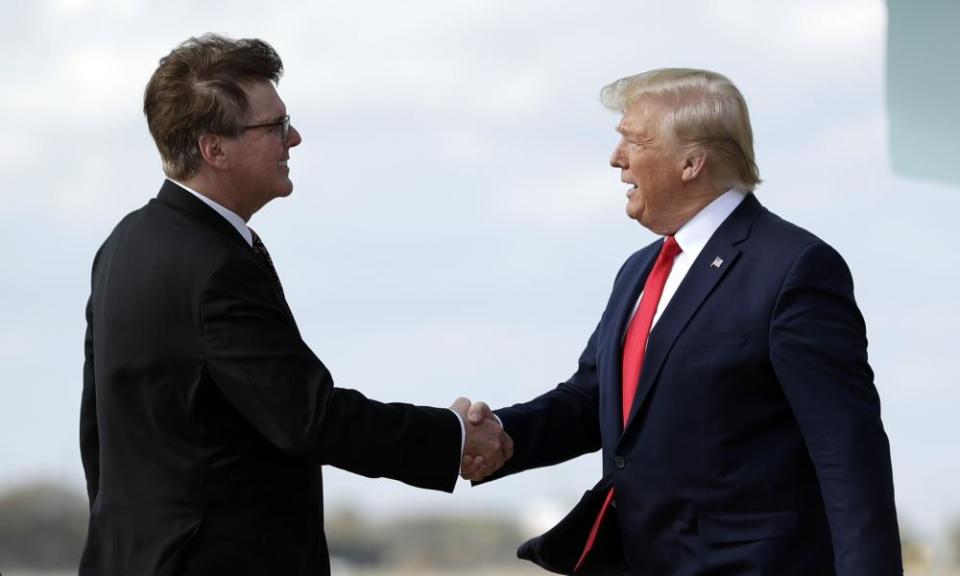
[614,456,625,469]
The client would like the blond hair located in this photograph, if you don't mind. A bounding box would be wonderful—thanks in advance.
[601,68,761,192]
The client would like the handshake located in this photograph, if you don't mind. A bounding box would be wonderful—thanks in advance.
[450,397,513,482]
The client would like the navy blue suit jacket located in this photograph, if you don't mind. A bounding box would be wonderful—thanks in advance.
[492,194,902,575]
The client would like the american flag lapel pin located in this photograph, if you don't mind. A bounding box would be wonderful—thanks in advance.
[711,256,724,269]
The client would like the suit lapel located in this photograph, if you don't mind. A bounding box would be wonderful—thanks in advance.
[155,180,295,322]
[620,194,764,436]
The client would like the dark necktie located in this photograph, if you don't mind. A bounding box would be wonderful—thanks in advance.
[250,229,283,292]
[575,236,682,571]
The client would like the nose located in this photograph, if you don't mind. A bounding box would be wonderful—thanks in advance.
[609,139,626,168]
[287,124,303,148]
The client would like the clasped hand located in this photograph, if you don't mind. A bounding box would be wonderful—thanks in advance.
[450,397,513,481]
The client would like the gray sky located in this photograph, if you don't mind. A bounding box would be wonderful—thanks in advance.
[1,0,957,541]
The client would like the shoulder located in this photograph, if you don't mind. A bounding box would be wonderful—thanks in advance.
[753,205,824,251]
[749,202,849,270]
[748,205,855,296]
[93,195,251,284]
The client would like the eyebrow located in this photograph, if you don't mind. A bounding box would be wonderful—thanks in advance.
[618,127,656,146]
[250,112,287,125]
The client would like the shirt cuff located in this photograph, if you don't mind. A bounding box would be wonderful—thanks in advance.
[448,408,466,460]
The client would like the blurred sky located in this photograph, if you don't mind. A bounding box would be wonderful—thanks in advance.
[1,0,957,542]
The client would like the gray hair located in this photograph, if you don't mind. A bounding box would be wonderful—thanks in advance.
[601,68,761,192]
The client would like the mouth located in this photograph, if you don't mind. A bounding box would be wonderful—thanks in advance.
[624,182,638,196]
[278,160,289,169]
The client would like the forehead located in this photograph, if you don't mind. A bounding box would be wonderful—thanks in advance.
[241,80,285,120]
[617,98,665,137]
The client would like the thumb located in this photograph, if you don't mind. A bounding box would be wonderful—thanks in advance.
[450,397,471,415]
[467,401,492,425]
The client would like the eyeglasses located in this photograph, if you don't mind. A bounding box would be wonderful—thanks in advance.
[242,115,291,143]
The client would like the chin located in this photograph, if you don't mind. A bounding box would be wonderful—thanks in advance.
[629,210,662,234]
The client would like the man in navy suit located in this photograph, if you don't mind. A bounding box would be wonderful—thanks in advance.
[466,69,902,575]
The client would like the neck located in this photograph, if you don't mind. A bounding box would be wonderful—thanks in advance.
[180,172,256,221]
[658,182,726,236]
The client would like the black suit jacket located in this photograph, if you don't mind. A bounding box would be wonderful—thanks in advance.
[80,181,462,576]
[491,194,902,575]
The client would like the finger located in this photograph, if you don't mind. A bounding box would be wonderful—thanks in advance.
[465,469,486,482]
[462,461,484,480]
[461,456,482,477]
[477,446,501,471]
[472,458,490,479]
[471,455,486,471]
[462,454,474,468]
[450,396,471,415]
[467,401,492,425]
[486,451,504,472]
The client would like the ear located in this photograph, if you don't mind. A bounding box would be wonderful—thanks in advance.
[197,134,229,170]
[680,149,707,183]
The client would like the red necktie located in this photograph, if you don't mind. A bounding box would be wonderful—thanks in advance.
[575,236,682,571]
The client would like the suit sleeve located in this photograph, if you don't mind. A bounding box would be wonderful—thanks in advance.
[482,252,647,482]
[486,323,603,480]
[770,241,902,575]
[199,255,462,492]
[80,294,100,507]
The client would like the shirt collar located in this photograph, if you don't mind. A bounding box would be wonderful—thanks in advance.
[167,178,253,247]
[672,189,748,260]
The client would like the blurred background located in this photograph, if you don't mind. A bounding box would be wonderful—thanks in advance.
[1,0,958,574]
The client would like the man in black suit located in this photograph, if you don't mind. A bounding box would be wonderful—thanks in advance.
[465,68,902,574]
[79,34,511,576]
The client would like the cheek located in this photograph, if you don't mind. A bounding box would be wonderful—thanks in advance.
[635,172,655,196]
[630,155,653,180]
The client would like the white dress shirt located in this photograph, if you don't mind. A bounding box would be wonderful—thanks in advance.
[639,189,747,329]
